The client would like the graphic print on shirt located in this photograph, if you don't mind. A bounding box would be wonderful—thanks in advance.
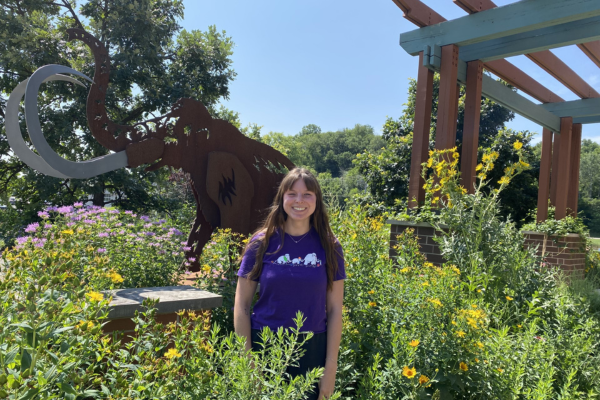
[273,252,322,267]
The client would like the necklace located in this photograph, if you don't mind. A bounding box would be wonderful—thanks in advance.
[286,231,310,244]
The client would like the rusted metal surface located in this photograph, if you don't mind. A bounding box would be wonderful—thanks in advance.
[578,42,600,68]
[460,60,483,194]
[67,29,294,271]
[392,0,445,27]
[408,52,435,209]
[554,117,573,220]
[537,129,553,222]
[435,45,460,151]
[567,124,582,216]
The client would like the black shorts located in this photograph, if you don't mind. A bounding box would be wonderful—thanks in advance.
[251,329,327,400]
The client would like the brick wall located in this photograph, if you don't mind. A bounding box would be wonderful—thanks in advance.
[522,231,586,279]
[388,220,586,278]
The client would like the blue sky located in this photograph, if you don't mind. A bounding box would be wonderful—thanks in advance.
[181,0,600,143]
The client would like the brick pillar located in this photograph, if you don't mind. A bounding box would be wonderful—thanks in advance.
[555,117,573,220]
[460,60,483,194]
[537,128,553,222]
[567,123,582,216]
[408,51,435,208]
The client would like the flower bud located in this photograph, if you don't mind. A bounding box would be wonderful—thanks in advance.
[38,276,48,286]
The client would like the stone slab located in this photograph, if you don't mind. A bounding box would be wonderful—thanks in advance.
[104,285,222,320]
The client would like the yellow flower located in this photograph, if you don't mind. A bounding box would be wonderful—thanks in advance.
[520,160,530,168]
[456,330,466,338]
[498,176,510,185]
[476,341,484,349]
[497,368,504,373]
[475,358,479,363]
[409,340,420,347]
[418,375,430,385]
[402,366,417,379]
[471,304,477,309]
[368,290,375,295]
[202,264,211,273]
[400,267,409,273]
[513,140,523,150]
[61,229,74,235]
[428,298,442,308]
[86,292,104,302]
[424,262,434,268]
[422,281,430,287]
[475,163,483,171]
[165,348,182,359]
[459,362,468,371]
[368,302,377,307]
[506,296,513,301]
[477,173,487,180]
[108,272,124,284]
[517,324,522,328]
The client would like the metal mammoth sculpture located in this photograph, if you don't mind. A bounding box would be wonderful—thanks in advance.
[5,28,295,271]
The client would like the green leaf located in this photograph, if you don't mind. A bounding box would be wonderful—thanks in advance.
[20,349,32,372]
[56,383,78,395]
[10,323,34,333]
[18,388,39,400]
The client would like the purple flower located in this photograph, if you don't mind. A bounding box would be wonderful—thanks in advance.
[188,257,196,262]
[185,270,191,275]
[144,223,153,229]
[182,246,192,252]
[45,206,58,212]
[97,248,107,253]
[172,252,179,256]
[158,219,166,224]
[98,232,109,237]
[119,230,125,234]
[84,219,95,224]
[184,262,191,267]
[57,206,73,214]
[16,236,29,245]
[66,222,75,227]
[144,232,156,237]
[74,202,83,208]
[124,210,133,215]
[37,211,50,219]
[211,241,217,245]
[44,224,53,229]
[168,228,183,236]
[141,215,151,222]
[25,223,39,233]
[109,209,119,214]
[127,224,134,227]
[159,250,166,255]
[115,223,122,227]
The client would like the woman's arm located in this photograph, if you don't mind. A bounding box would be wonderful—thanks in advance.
[234,277,258,352]
[319,279,344,400]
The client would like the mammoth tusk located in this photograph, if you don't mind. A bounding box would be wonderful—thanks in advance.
[5,74,88,178]
[24,64,128,179]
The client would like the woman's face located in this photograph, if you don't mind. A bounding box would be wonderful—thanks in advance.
[282,179,317,225]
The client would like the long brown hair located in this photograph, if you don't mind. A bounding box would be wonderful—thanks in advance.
[241,168,341,290]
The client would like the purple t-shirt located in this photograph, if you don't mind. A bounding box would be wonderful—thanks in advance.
[237,228,345,334]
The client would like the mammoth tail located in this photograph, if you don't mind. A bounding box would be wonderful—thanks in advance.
[66,29,137,152]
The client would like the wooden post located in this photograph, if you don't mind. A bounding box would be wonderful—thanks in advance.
[537,128,553,222]
[567,123,582,216]
[435,45,460,150]
[408,52,435,208]
[555,117,573,220]
[460,60,483,193]
[550,133,560,206]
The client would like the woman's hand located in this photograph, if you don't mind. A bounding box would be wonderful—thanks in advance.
[317,363,337,399]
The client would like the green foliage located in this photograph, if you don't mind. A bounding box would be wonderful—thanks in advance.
[355,74,540,225]
[13,203,187,289]
[1,235,326,399]
[0,0,236,238]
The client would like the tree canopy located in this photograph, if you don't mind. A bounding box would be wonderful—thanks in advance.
[0,0,236,242]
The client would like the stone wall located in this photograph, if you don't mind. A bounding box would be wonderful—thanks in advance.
[103,285,222,343]
[388,220,587,278]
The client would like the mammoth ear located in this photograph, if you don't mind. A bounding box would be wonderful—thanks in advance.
[206,152,254,234]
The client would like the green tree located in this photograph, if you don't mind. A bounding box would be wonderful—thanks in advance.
[0,0,236,243]
[355,73,540,224]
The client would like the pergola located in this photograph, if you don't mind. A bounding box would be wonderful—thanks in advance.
[395,0,600,221]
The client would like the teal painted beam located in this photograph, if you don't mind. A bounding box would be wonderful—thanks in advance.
[573,116,600,124]
[423,56,561,132]
[400,0,600,56]
[540,97,600,118]
[480,75,561,132]
[459,15,600,62]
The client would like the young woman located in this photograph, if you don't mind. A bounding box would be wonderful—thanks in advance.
[234,167,345,400]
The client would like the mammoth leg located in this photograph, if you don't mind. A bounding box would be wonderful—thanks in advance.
[184,186,214,273]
